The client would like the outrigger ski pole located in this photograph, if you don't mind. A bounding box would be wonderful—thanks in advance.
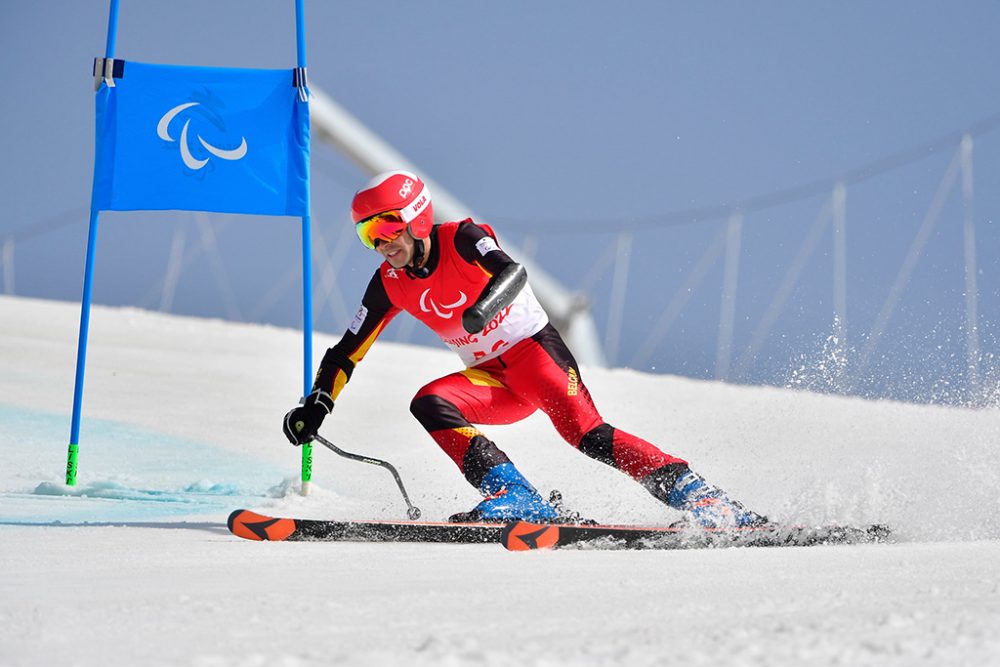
[312,434,422,520]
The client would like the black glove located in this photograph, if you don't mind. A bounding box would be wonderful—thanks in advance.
[282,390,334,446]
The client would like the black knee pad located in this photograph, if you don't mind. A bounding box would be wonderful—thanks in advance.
[409,394,468,432]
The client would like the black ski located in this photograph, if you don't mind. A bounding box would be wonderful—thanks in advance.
[227,509,504,543]
[229,509,892,550]
[501,520,893,551]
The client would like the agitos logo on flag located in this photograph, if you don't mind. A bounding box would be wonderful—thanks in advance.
[91,60,310,217]
[156,101,249,171]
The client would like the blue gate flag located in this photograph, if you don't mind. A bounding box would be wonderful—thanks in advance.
[92,60,309,216]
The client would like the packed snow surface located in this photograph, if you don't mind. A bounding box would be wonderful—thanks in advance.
[1,295,999,666]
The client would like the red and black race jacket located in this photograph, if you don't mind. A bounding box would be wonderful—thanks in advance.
[314,220,549,400]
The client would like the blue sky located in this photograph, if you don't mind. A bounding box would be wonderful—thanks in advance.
[1,2,998,402]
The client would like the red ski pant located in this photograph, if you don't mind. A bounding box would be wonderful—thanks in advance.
[409,325,686,489]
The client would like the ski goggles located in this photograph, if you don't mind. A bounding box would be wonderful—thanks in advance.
[355,211,407,250]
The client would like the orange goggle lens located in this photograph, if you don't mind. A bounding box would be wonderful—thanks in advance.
[355,211,407,249]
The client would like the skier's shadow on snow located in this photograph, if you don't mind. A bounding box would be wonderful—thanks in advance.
[0,521,229,535]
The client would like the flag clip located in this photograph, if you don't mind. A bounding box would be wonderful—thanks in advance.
[92,57,123,91]
[294,67,310,103]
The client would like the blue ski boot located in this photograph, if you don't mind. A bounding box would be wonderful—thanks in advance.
[449,463,559,523]
[643,464,766,529]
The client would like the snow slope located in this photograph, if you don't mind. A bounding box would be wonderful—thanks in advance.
[1,295,999,666]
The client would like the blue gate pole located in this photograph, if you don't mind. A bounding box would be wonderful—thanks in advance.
[104,0,120,58]
[66,0,120,485]
[67,210,101,485]
[295,0,308,68]
[300,214,314,494]
[296,0,314,494]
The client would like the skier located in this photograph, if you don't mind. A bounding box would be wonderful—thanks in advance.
[283,170,764,528]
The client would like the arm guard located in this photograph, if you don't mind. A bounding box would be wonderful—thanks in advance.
[461,263,527,334]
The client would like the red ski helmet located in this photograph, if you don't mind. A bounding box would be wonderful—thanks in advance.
[351,170,434,248]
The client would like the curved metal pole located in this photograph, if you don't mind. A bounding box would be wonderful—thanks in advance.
[313,434,421,520]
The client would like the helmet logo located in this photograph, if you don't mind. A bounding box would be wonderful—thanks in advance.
[399,178,414,198]
[400,192,429,223]
[419,289,467,319]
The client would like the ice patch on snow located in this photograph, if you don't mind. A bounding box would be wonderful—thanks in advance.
[0,405,286,523]
[32,479,245,502]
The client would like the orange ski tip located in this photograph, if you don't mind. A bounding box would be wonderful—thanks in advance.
[502,521,560,551]
[228,509,297,541]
